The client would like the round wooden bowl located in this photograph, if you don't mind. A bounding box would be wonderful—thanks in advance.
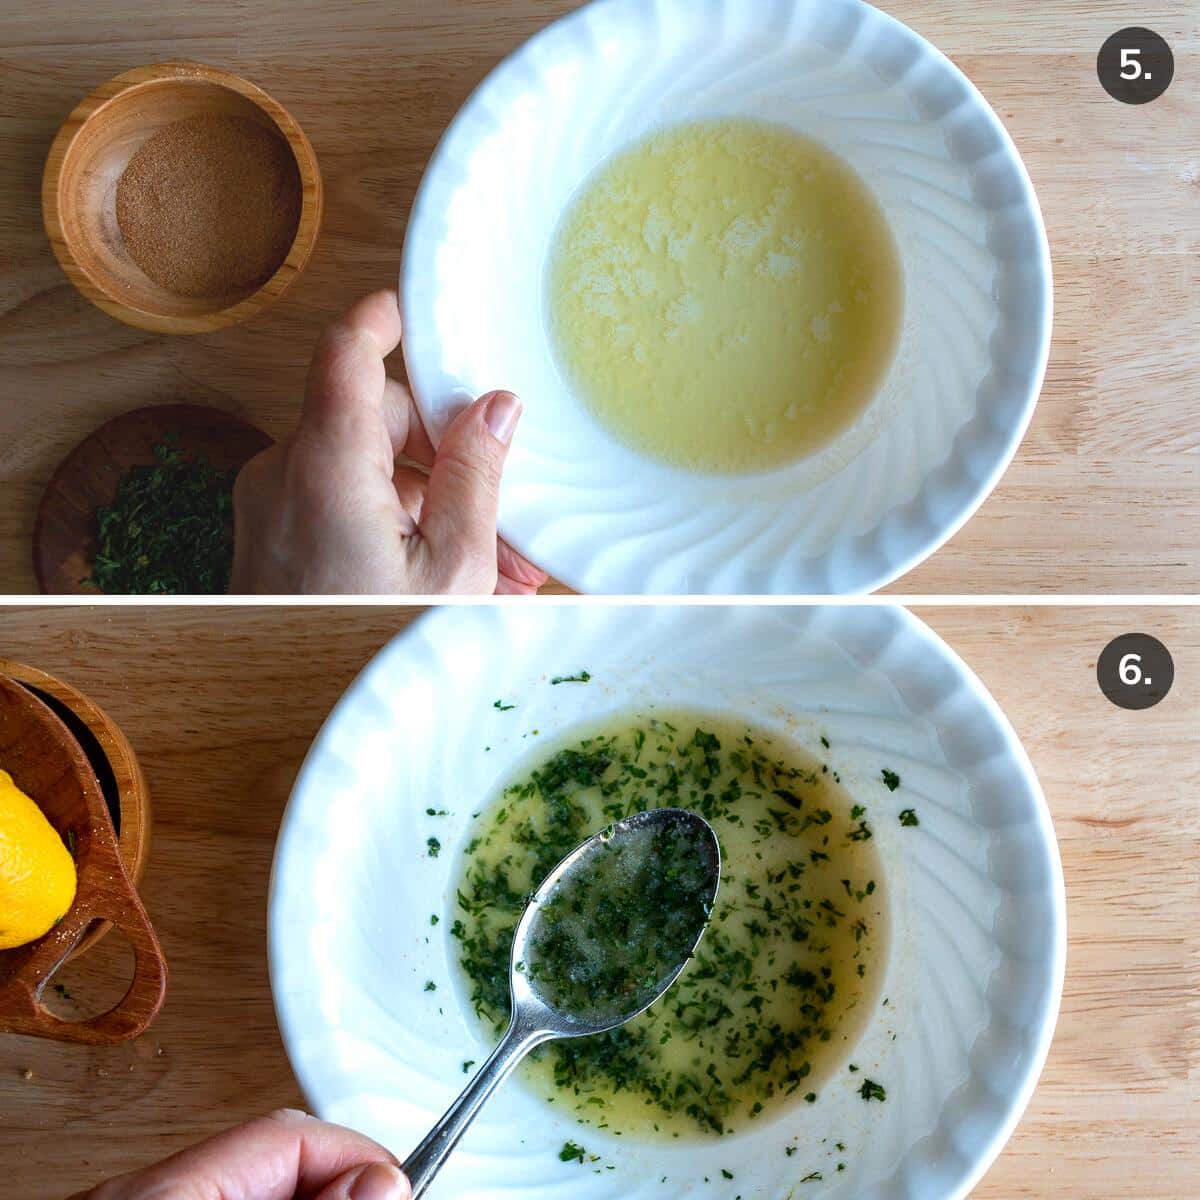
[42,60,323,335]
[0,658,150,960]
[33,403,274,595]
[0,676,166,1044]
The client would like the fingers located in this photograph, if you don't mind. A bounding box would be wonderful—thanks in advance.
[301,290,435,476]
[391,464,429,530]
[313,1161,411,1200]
[248,286,528,596]
[85,1109,399,1200]
[301,290,405,470]
[384,378,435,467]
[420,390,521,589]
[497,538,549,591]
[495,571,541,595]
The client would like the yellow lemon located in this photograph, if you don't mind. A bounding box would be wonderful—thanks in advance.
[0,768,77,950]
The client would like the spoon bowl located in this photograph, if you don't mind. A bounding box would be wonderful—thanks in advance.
[402,807,720,1196]
[513,807,720,1035]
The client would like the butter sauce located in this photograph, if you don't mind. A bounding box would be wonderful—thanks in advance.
[547,119,903,475]
[451,711,888,1140]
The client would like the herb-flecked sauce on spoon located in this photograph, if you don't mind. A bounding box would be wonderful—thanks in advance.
[527,815,718,1025]
[451,711,889,1141]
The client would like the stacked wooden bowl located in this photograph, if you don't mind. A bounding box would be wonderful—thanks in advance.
[0,664,165,1043]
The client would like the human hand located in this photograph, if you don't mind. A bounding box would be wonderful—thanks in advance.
[231,289,548,595]
[74,1108,410,1200]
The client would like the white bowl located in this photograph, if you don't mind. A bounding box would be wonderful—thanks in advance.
[402,0,1051,595]
[270,605,1065,1200]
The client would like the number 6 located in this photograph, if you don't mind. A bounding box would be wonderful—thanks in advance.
[1120,47,1142,79]
[1119,653,1142,685]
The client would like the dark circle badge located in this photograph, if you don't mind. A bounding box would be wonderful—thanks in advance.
[1097,634,1174,711]
[1098,28,1174,104]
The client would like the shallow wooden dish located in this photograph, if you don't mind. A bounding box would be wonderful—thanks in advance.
[0,676,166,1044]
[0,658,150,960]
[33,402,273,595]
[42,60,323,334]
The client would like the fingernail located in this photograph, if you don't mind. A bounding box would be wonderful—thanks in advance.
[484,390,521,445]
[349,1162,409,1200]
[268,1107,312,1124]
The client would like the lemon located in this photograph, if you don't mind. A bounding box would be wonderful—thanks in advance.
[0,769,77,950]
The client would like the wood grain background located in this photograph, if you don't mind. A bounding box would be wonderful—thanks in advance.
[0,605,1195,1197]
[1,0,1197,594]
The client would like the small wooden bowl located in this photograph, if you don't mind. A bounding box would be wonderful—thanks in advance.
[0,658,150,961]
[33,403,274,595]
[42,61,323,335]
[0,676,166,1044]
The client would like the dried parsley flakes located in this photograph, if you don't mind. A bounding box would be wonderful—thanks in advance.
[89,440,235,594]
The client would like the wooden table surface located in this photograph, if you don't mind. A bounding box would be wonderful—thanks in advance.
[0,604,1194,1197]
[1,0,1198,595]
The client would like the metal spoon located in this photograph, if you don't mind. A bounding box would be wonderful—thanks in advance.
[401,807,721,1197]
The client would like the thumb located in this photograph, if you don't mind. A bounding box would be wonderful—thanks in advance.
[420,390,521,586]
[313,1161,411,1200]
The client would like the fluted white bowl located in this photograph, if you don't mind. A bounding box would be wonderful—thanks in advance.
[402,0,1051,594]
[270,606,1065,1200]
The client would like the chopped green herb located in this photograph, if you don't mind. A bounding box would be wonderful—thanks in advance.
[551,671,592,685]
[430,914,439,925]
[53,983,72,1000]
[859,1079,886,1102]
[847,819,873,841]
[494,700,516,711]
[88,439,236,594]
[881,769,901,792]
[899,809,919,827]
[721,1169,734,1179]
[462,1060,475,1074]
[426,837,441,858]
[559,1141,587,1164]
[424,980,436,992]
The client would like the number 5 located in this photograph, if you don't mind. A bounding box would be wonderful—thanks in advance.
[1121,47,1143,79]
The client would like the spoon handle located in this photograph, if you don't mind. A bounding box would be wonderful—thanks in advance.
[401,1010,555,1197]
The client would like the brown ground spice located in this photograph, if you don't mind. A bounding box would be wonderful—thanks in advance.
[115,113,302,299]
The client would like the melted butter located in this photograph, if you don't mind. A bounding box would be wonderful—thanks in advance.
[547,119,903,474]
